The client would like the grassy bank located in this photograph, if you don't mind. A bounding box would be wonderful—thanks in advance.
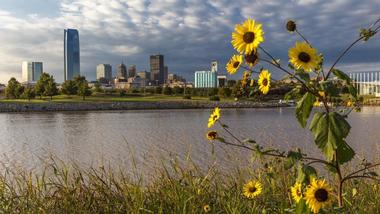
[0,94,236,104]
[0,158,379,213]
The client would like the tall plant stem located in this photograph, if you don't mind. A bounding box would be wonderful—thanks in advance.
[335,151,344,207]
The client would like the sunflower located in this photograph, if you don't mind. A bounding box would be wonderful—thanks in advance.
[304,178,333,214]
[203,204,211,213]
[346,100,353,107]
[291,182,303,203]
[243,180,262,199]
[258,69,271,94]
[206,131,218,140]
[288,42,320,72]
[207,107,221,128]
[245,51,260,67]
[232,18,264,54]
[226,55,243,75]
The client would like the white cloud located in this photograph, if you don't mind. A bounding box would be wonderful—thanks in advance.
[0,0,379,83]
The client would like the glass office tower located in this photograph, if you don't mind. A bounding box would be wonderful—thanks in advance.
[64,29,80,81]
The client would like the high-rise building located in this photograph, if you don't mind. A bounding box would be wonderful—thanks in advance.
[164,66,168,84]
[96,64,112,83]
[194,71,218,88]
[64,29,80,81]
[150,55,164,85]
[117,62,127,79]
[349,71,380,96]
[128,65,136,78]
[137,71,151,80]
[22,61,43,83]
[194,60,218,88]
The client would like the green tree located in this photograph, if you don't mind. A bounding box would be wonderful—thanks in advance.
[227,80,237,87]
[173,86,183,95]
[163,86,172,95]
[22,87,36,101]
[94,82,102,93]
[5,77,25,99]
[44,76,59,100]
[74,76,92,100]
[35,73,51,99]
[61,80,78,95]
[155,86,163,94]
[218,87,232,98]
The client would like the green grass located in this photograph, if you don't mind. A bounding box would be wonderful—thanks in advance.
[0,94,237,104]
[0,157,378,213]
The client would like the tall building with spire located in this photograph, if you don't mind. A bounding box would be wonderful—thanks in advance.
[64,29,80,81]
[117,62,127,79]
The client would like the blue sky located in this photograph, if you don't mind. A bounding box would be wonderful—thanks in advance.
[0,0,379,83]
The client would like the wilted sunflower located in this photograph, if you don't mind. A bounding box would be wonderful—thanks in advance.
[258,69,271,94]
[203,204,211,213]
[232,18,264,54]
[304,178,333,214]
[207,107,220,128]
[291,182,303,203]
[245,51,260,67]
[243,180,262,199]
[289,42,320,72]
[206,131,218,140]
[226,55,243,75]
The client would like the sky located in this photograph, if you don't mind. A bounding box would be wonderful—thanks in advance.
[0,0,379,84]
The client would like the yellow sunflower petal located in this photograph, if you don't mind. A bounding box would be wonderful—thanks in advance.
[231,18,265,54]
[288,42,320,72]
[258,69,271,94]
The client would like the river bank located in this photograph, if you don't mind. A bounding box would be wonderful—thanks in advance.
[0,100,289,112]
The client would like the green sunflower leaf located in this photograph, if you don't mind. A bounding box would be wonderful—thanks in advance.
[309,112,354,163]
[296,92,316,128]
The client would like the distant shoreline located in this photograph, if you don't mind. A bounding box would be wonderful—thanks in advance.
[0,100,289,112]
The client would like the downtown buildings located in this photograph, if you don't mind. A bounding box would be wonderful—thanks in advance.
[64,29,80,81]
[96,64,112,83]
[21,61,43,83]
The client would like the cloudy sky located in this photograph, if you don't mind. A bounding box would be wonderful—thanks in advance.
[0,0,379,83]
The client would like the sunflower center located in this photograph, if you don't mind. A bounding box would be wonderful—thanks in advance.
[296,189,302,196]
[262,78,268,86]
[243,32,255,44]
[245,53,258,64]
[298,52,311,63]
[213,115,218,120]
[314,189,328,202]
[249,187,257,193]
[233,61,240,68]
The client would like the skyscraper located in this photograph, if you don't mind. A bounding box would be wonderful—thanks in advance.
[64,29,80,81]
[117,62,127,79]
[164,66,168,84]
[128,65,136,78]
[150,55,164,85]
[96,64,112,83]
[22,61,43,83]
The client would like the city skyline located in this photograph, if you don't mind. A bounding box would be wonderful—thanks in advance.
[0,0,379,84]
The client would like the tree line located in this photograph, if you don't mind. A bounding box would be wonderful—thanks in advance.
[5,74,92,101]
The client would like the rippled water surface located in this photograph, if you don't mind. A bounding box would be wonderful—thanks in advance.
[0,107,379,174]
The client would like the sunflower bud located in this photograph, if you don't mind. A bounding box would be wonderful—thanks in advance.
[286,20,296,32]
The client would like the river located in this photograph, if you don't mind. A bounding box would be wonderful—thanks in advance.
[0,107,379,176]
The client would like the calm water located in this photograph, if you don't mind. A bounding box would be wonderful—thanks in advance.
[0,107,379,175]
